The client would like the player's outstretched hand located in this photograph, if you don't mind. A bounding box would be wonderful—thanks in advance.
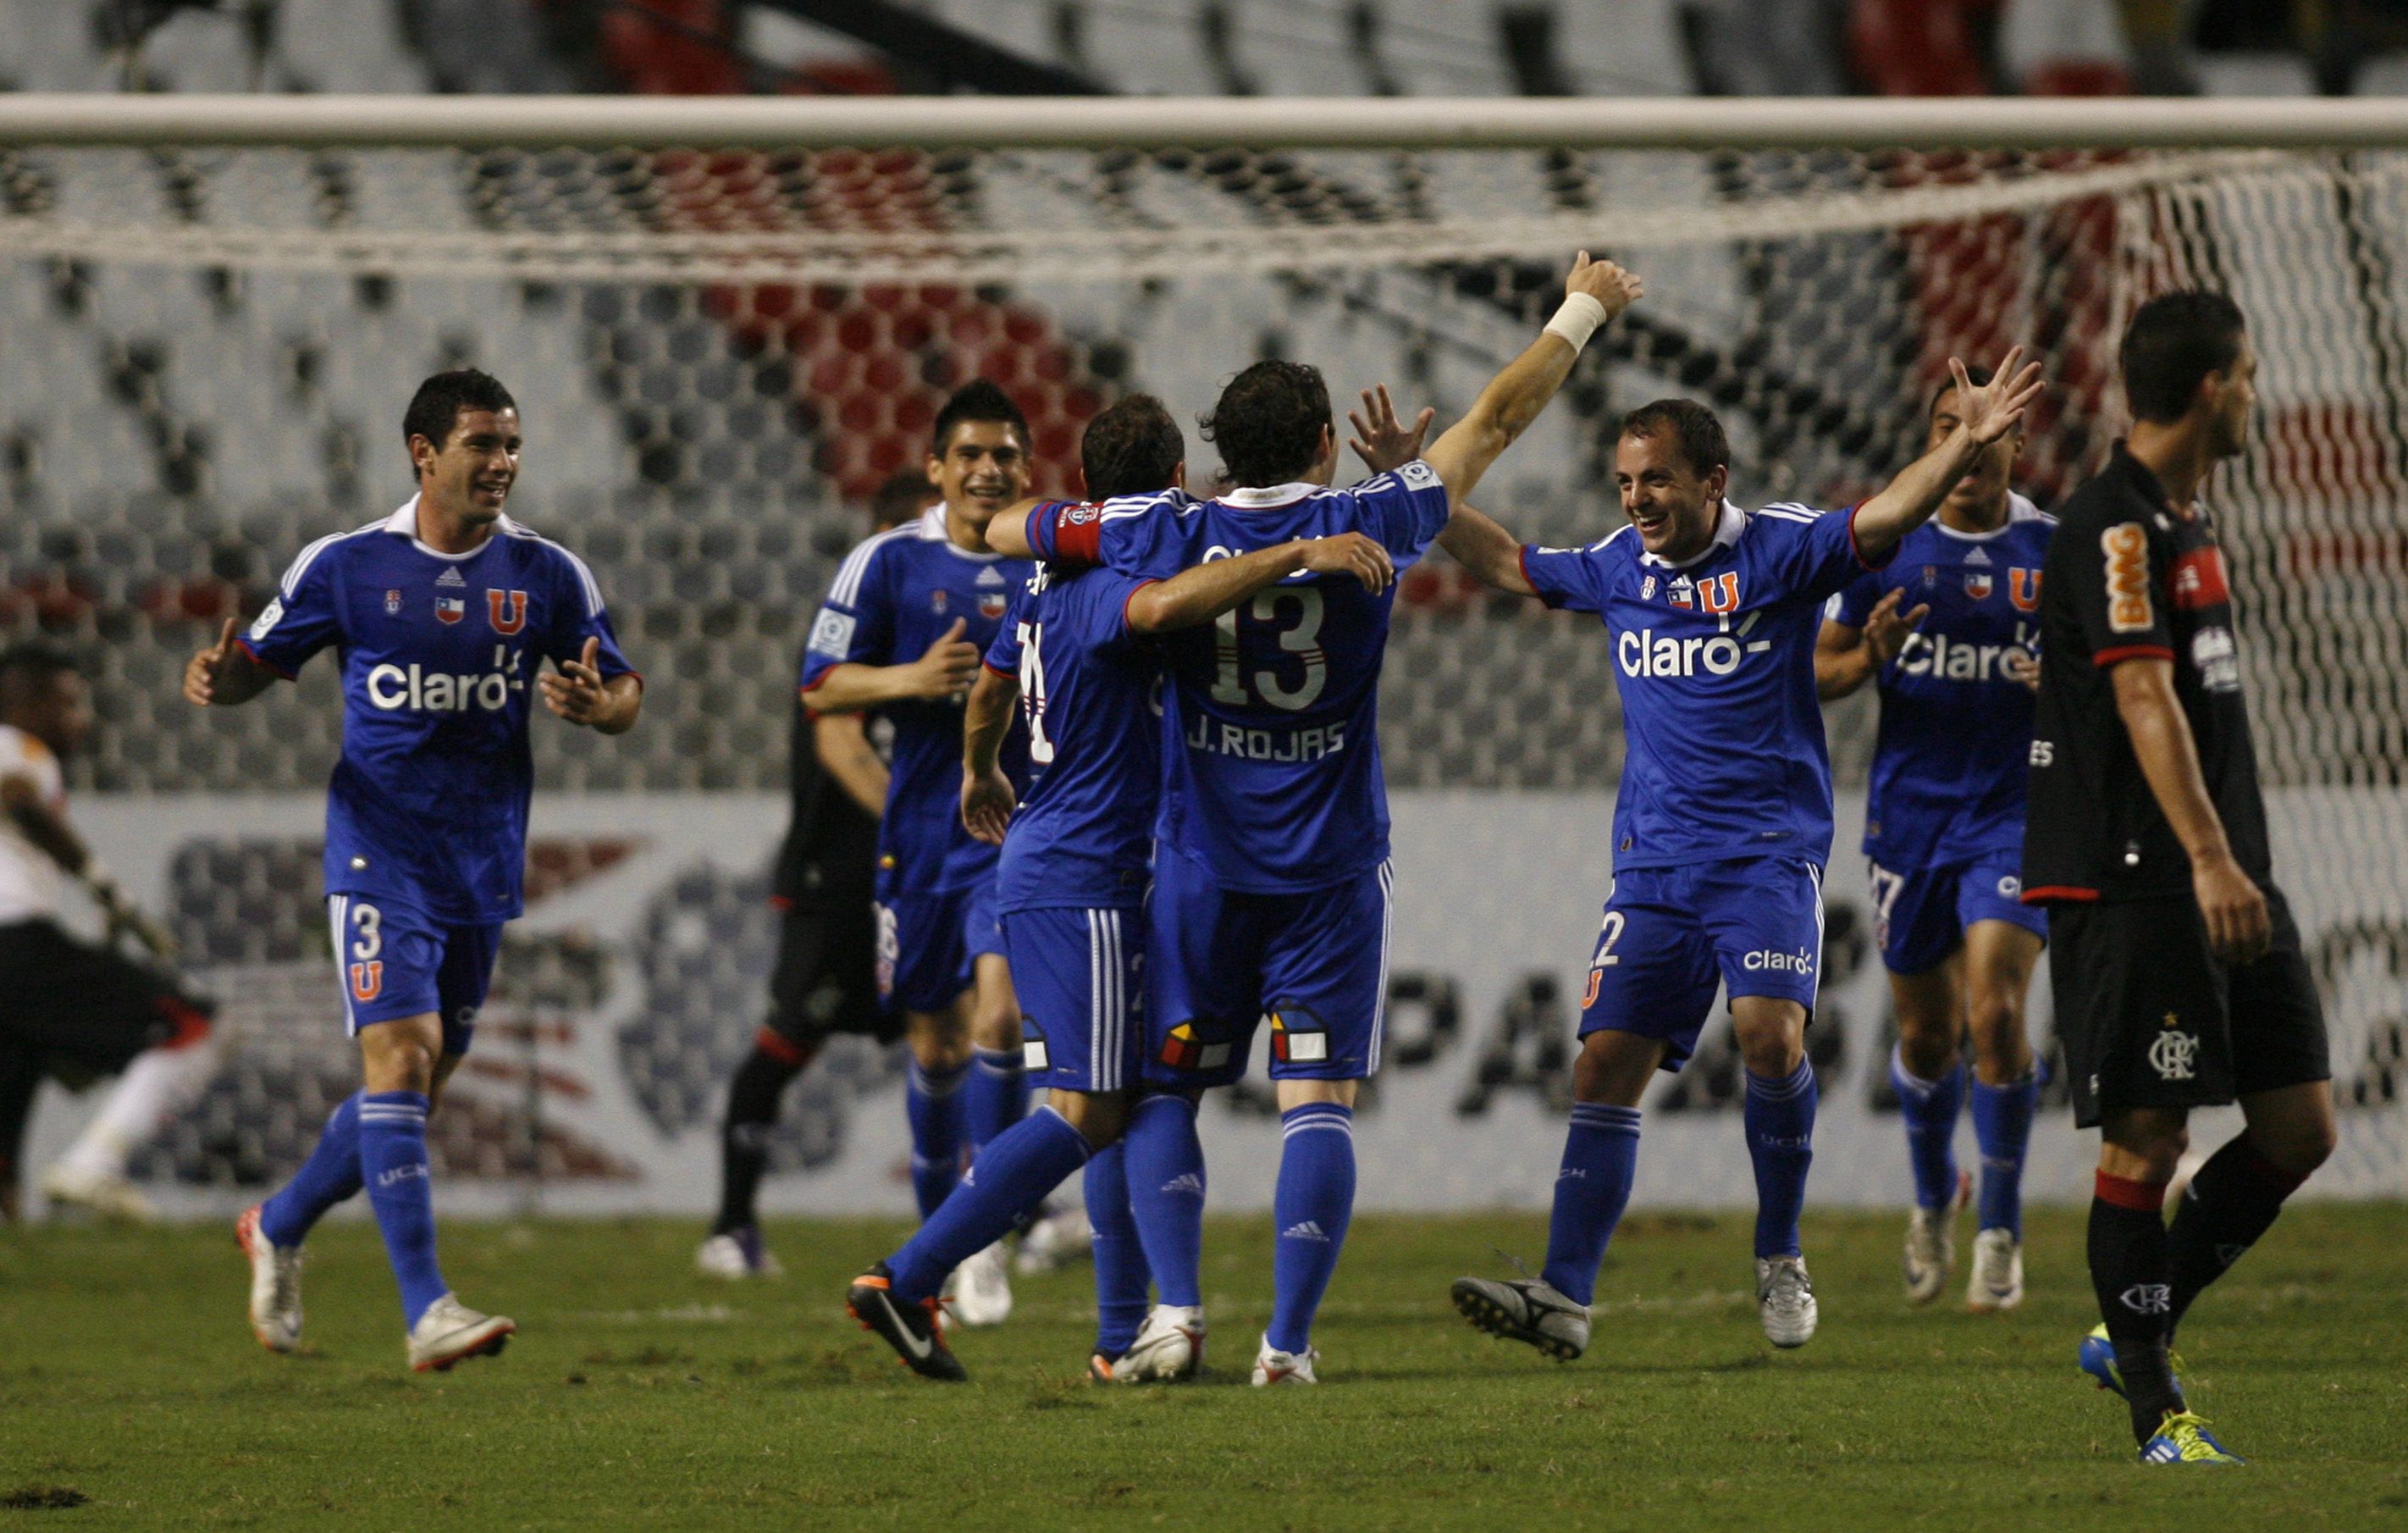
[1862,588,1929,667]
[183,618,240,706]
[1950,346,2046,444]
[541,636,611,725]
[962,765,1017,846]
[909,617,982,700]
[1566,252,1644,321]
[1297,533,1395,595]
[2194,850,2271,964]
[1348,385,1435,477]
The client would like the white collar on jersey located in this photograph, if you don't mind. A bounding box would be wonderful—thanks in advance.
[1638,499,1746,570]
[1930,490,2045,542]
[1219,481,1318,508]
[383,493,509,562]
[921,503,1005,561]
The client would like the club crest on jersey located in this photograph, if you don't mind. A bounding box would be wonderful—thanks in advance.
[487,589,528,634]
[1640,575,1658,600]
[1963,571,1994,600]
[1921,565,1939,588]
[1666,576,1694,610]
[434,595,465,624]
[1697,571,1742,615]
[384,589,403,616]
[930,589,949,615]
[2009,567,2041,611]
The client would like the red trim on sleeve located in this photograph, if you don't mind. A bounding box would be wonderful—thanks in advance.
[981,660,1015,679]
[1516,546,1564,608]
[1051,505,1104,566]
[754,1027,815,1068]
[798,671,833,695]
[1118,578,1162,636]
[2092,645,2174,668]
[232,637,295,681]
[2094,1171,2168,1212]
[1842,504,1891,571]
[2020,884,2098,905]
[766,894,793,912]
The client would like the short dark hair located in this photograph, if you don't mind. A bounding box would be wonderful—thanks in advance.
[1619,399,1730,478]
[1080,395,1185,501]
[1200,361,1331,488]
[2122,291,2246,424]
[0,639,80,708]
[867,468,935,531]
[930,379,1030,459]
[1929,364,1995,418]
[402,368,516,469]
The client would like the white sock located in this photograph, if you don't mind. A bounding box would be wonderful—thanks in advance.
[53,1038,220,1180]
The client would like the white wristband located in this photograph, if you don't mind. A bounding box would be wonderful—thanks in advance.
[1543,291,1610,353]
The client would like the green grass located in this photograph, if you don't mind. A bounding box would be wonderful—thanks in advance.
[3,1205,2405,1530]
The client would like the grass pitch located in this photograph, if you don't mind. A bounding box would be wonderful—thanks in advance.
[3,1204,2404,1530]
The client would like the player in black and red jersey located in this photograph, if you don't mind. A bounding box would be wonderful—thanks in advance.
[2022,292,2334,1466]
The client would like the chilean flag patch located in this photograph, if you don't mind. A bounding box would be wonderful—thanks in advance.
[435,595,465,624]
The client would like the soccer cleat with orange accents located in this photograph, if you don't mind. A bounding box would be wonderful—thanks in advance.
[235,1204,303,1353]
[847,1263,968,1381]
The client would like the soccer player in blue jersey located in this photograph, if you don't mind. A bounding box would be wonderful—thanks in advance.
[845,396,1398,1381]
[1441,350,2042,1359]
[993,255,1645,1385]
[185,368,640,1372]
[800,381,1041,1325]
[1815,366,2054,1312]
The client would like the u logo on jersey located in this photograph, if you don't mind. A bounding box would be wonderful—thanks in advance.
[349,960,384,1003]
[2008,567,2041,611]
[1697,572,1742,615]
[487,589,528,634]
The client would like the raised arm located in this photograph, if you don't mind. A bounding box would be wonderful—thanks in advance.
[182,618,279,708]
[2110,657,2269,962]
[1814,589,1926,700]
[809,617,981,715]
[814,711,887,819]
[1852,351,2044,563]
[982,497,1048,560]
[1420,254,1643,506]
[1433,503,1535,595]
[1125,534,1393,634]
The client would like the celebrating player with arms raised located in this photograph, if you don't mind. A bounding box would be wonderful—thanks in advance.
[189,368,640,1371]
[1816,368,2053,1311]
[2025,294,2332,1465]
[993,254,1643,1385]
[1442,351,2041,1359]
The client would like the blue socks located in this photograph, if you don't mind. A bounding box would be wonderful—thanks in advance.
[1267,1103,1356,1355]
[905,1058,969,1219]
[358,1091,446,1329]
[259,1092,363,1247]
[1744,1060,1817,1260]
[966,1045,1027,1154]
[889,1105,1090,1301]
[1540,1103,1641,1307]
[1891,1045,1967,1213]
[1123,1093,1207,1309]
[1085,1140,1152,1357]
[1971,1071,2038,1237]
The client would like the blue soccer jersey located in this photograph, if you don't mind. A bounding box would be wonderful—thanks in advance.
[1031,462,1450,894]
[240,497,637,924]
[983,560,1163,914]
[800,505,1032,899]
[1522,499,1881,870]
[1829,494,2055,869]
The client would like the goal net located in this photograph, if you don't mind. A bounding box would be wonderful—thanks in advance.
[3,101,2400,1205]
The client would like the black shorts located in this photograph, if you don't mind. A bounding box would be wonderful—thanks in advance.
[765,897,895,1047]
[2050,883,2329,1129]
[0,920,214,1080]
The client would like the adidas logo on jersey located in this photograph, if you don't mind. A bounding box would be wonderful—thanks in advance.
[437,566,467,587]
[1963,545,1992,566]
[975,566,1006,586]
[1160,1172,1204,1198]
[1280,1220,1331,1242]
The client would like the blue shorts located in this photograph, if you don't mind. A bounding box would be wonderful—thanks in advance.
[876,882,1005,1015]
[1143,853,1393,1089]
[1867,856,2048,975]
[328,893,500,1054]
[1577,856,1824,1071]
[1005,905,1144,1094]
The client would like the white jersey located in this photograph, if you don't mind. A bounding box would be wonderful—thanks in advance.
[0,722,68,925]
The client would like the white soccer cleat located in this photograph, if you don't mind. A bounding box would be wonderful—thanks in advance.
[1450,1274,1591,1362]
[949,1240,1013,1327]
[1014,1206,1093,1275]
[1116,1303,1207,1383]
[235,1204,303,1353]
[1903,1206,1953,1306]
[43,1163,158,1224]
[1251,1335,1319,1387]
[406,1294,516,1373]
[1757,1254,1819,1348]
[1965,1227,2025,1313]
[694,1228,784,1280]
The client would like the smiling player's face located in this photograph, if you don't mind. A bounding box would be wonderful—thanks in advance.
[1615,429,1726,562]
[414,407,521,527]
[928,420,1030,531]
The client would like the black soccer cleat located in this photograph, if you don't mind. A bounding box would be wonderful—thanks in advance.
[846,1263,968,1381]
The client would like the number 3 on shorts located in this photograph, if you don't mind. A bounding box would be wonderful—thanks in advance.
[348,900,384,1003]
